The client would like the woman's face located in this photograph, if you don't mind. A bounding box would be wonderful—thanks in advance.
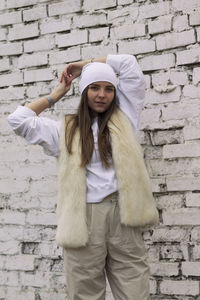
[87,81,115,114]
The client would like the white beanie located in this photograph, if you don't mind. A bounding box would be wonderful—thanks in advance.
[79,62,118,94]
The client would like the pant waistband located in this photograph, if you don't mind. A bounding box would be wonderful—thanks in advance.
[103,191,118,202]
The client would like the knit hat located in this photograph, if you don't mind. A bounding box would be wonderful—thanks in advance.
[79,62,118,94]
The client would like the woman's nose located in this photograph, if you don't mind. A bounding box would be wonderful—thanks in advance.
[98,88,105,97]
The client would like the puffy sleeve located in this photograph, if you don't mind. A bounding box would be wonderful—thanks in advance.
[106,54,145,133]
[7,105,61,157]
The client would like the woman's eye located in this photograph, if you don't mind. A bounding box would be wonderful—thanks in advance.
[90,86,98,90]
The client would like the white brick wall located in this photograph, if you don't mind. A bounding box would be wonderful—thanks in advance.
[1,0,200,299]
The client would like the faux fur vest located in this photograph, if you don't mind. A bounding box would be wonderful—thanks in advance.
[56,108,158,248]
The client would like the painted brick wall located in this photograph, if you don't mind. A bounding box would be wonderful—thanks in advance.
[0,0,200,299]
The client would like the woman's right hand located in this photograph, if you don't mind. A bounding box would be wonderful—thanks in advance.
[62,61,86,82]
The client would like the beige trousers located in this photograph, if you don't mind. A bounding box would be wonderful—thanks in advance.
[63,192,150,300]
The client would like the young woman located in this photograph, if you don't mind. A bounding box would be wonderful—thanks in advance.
[8,54,158,300]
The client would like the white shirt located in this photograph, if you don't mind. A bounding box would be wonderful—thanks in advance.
[8,54,145,203]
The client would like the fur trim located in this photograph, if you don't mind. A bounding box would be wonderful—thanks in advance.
[56,109,158,248]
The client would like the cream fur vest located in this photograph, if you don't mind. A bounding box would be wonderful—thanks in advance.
[56,108,158,248]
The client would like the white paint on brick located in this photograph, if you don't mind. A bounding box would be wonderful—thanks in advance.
[20,271,50,287]
[150,262,179,276]
[89,27,109,43]
[0,42,23,56]
[156,29,196,50]
[26,212,57,226]
[172,0,200,13]
[197,26,200,42]
[139,2,170,19]
[24,68,54,83]
[152,228,189,242]
[189,10,200,25]
[111,23,145,40]
[183,84,200,98]
[173,15,189,32]
[186,193,200,207]
[162,102,200,120]
[40,17,71,34]
[82,44,116,60]
[145,86,181,104]
[163,208,200,225]
[139,54,175,71]
[48,0,81,16]
[56,30,88,48]
[23,6,47,21]
[0,241,20,255]
[163,143,200,159]
[0,87,25,101]
[8,23,39,41]
[0,210,26,225]
[24,37,55,53]
[18,53,48,69]
[140,109,160,129]
[73,13,107,28]
[184,124,200,141]
[107,6,138,24]
[0,11,21,26]
[49,47,81,65]
[7,0,37,8]
[0,72,23,87]
[177,47,200,65]
[166,176,200,192]
[119,39,155,55]
[160,279,199,296]
[148,15,172,35]
[0,0,6,10]
[0,58,10,72]
[0,28,7,41]
[4,255,36,271]
[84,0,116,11]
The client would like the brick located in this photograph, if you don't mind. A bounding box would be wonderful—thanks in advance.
[163,208,200,225]
[24,68,54,83]
[145,86,181,105]
[4,255,35,271]
[49,47,80,65]
[173,15,189,32]
[0,241,20,255]
[0,11,21,26]
[150,262,179,276]
[0,270,19,286]
[184,124,200,140]
[0,28,6,41]
[56,30,88,48]
[163,143,200,159]
[48,0,81,16]
[8,23,39,41]
[161,245,183,260]
[156,194,183,210]
[82,44,116,60]
[84,0,116,11]
[139,2,170,19]
[186,193,200,207]
[7,0,37,8]
[140,109,161,130]
[151,129,183,146]
[160,280,199,296]
[139,54,175,71]
[193,245,200,259]
[0,87,25,101]
[24,36,54,53]
[40,17,71,34]
[89,27,109,42]
[189,10,200,25]
[20,271,50,287]
[0,0,6,10]
[73,13,107,28]
[0,72,23,87]
[0,42,23,56]
[119,39,155,55]
[166,176,200,192]
[191,227,200,242]
[0,210,25,225]
[23,6,47,21]
[156,29,196,50]
[172,0,200,12]
[108,6,138,24]
[26,212,57,226]
[197,26,200,42]
[170,71,188,85]
[148,15,172,35]
[118,0,132,4]
[0,58,10,72]
[18,53,48,69]
[162,102,200,120]
[147,157,200,177]
[183,85,200,98]
[177,47,200,65]
[111,23,146,39]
